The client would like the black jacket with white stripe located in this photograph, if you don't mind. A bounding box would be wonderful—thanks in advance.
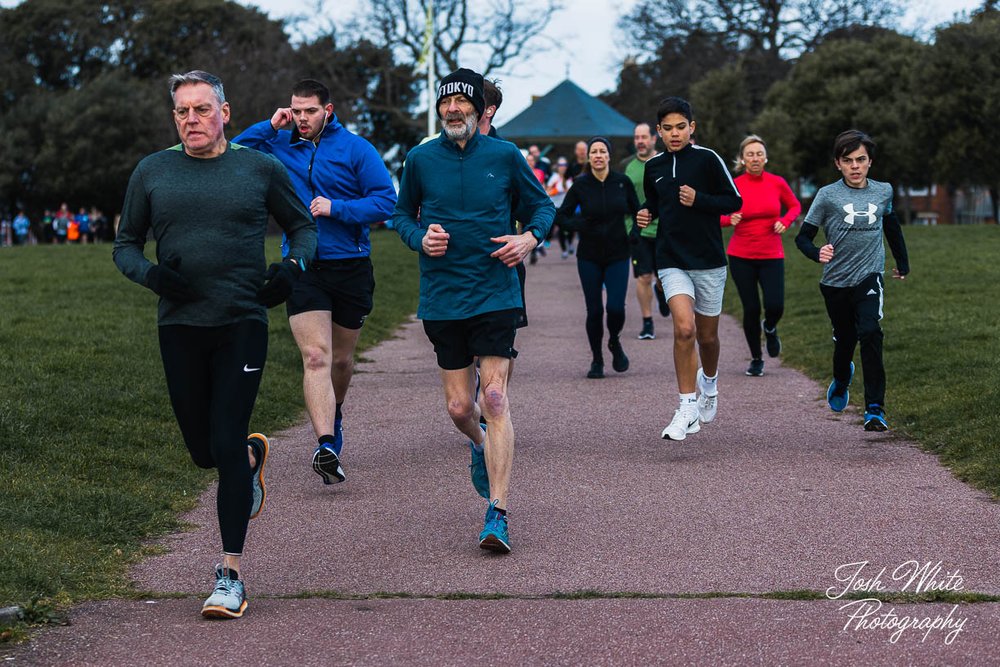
[641,143,742,270]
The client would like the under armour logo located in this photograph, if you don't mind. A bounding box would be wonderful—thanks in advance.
[843,203,878,225]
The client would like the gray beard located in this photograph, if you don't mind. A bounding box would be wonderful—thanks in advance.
[443,113,477,143]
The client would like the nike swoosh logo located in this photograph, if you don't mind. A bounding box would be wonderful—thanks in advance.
[656,176,664,183]
[243,364,261,372]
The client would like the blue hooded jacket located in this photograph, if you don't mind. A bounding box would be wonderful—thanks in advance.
[234,114,397,260]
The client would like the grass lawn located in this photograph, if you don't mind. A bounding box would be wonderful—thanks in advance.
[723,224,1000,489]
[0,229,417,609]
[0,223,997,616]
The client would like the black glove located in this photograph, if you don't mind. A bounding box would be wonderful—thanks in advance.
[256,258,303,308]
[146,258,198,302]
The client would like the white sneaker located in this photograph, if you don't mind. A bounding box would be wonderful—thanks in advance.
[696,368,718,423]
[661,408,701,441]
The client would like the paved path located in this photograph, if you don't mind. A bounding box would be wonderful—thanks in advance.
[7,253,1000,665]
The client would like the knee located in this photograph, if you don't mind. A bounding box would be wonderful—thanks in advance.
[446,397,476,425]
[638,274,652,287]
[300,344,331,373]
[674,323,696,344]
[697,330,720,348]
[330,351,353,375]
[480,381,509,420]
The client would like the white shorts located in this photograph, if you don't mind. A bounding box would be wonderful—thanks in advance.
[657,266,728,317]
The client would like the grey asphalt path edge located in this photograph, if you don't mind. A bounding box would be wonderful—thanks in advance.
[6,253,1000,665]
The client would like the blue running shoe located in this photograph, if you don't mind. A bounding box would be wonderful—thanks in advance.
[312,444,345,484]
[332,417,344,456]
[247,433,269,519]
[201,565,247,619]
[864,405,889,432]
[479,500,511,553]
[469,424,489,498]
[826,361,855,412]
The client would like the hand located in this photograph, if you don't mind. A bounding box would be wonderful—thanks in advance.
[730,212,743,226]
[421,223,449,256]
[891,267,906,281]
[773,221,787,234]
[256,259,302,308]
[146,258,198,302]
[310,196,332,218]
[636,209,651,228]
[819,244,834,264]
[270,107,293,131]
[490,232,536,267]
[679,185,696,207]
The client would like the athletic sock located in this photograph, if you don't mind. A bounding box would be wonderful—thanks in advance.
[701,372,718,394]
[318,434,336,449]
[493,506,507,517]
[679,392,698,414]
[643,317,653,326]
[335,402,343,422]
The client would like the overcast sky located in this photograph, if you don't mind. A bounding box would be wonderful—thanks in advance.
[246,0,985,118]
[0,0,985,118]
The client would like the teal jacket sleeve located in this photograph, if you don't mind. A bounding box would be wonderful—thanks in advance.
[391,150,425,253]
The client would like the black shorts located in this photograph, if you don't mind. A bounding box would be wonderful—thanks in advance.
[422,309,520,370]
[286,258,374,329]
[631,236,657,277]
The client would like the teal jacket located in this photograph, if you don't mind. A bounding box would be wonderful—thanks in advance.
[393,131,554,320]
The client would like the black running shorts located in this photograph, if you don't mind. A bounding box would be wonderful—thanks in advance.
[631,236,657,277]
[286,258,374,330]
[422,308,520,370]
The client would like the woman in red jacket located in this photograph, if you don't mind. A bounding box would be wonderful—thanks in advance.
[721,135,801,377]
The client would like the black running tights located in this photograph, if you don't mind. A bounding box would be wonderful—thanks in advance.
[158,320,267,555]
[728,256,785,359]
[577,258,629,362]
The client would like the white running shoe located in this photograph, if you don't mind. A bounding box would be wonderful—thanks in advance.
[696,368,718,423]
[661,408,701,441]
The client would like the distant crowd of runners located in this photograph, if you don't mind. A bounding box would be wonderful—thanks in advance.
[112,66,908,619]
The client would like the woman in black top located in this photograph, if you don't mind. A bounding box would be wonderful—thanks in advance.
[557,137,640,378]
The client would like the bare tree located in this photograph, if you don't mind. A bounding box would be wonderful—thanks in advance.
[363,0,561,76]
[622,0,904,60]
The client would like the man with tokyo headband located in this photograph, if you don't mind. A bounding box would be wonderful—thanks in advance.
[392,68,554,553]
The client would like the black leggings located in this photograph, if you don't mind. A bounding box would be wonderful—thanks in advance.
[576,258,629,362]
[158,320,268,555]
[728,256,785,359]
[820,273,886,408]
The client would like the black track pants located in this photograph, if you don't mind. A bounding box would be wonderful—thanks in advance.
[820,272,886,409]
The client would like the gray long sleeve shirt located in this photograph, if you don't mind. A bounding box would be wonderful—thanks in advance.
[113,143,316,326]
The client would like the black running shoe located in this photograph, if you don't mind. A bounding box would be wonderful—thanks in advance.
[763,321,781,357]
[587,361,604,379]
[638,321,655,340]
[609,339,629,372]
[745,358,764,376]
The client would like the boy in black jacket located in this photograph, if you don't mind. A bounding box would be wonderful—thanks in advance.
[636,97,742,441]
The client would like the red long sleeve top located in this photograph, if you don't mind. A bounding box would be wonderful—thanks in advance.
[721,171,801,259]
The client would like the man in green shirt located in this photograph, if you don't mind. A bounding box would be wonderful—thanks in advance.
[620,122,670,339]
[113,70,316,620]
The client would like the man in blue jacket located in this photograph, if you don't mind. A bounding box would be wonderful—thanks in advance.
[235,80,397,487]
[393,68,554,554]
